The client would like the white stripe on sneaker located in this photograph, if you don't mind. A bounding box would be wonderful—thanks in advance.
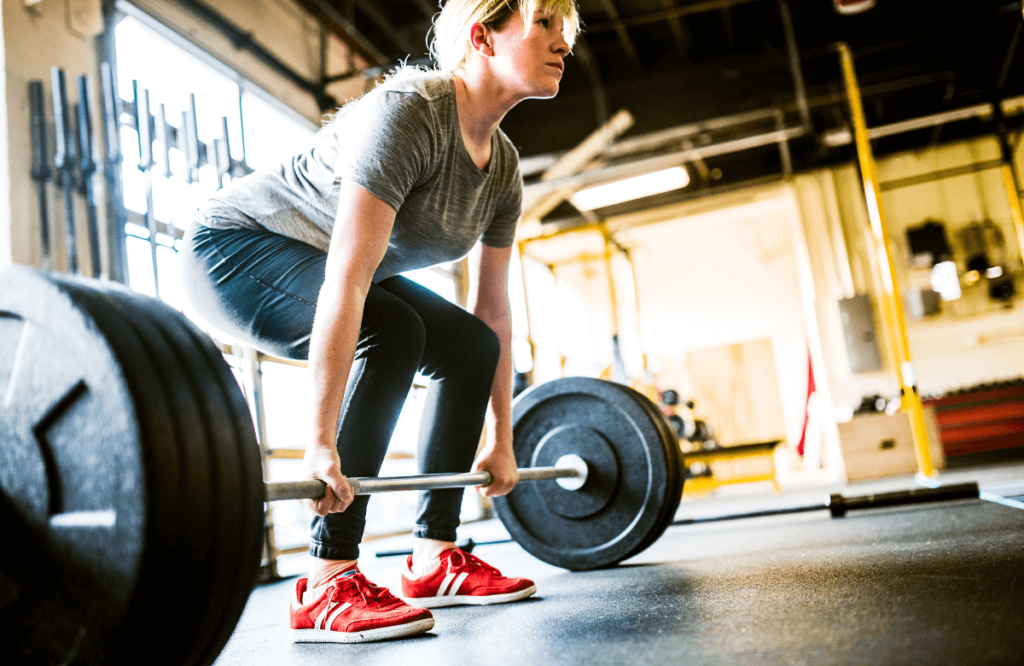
[316,603,333,630]
[437,572,457,597]
[447,572,469,597]
[324,602,351,631]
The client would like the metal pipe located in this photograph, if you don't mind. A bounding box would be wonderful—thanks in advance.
[879,159,1005,192]
[604,107,785,158]
[177,0,340,109]
[265,465,584,501]
[777,0,810,128]
[585,0,759,34]
[839,42,935,479]
[597,0,642,69]
[868,103,995,140]
[523,126,807,200]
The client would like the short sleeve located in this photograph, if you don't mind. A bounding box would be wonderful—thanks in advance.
[333,90,435,212]
[480,163,523,248]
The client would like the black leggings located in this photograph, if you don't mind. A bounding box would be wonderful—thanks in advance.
[180,223,500,560]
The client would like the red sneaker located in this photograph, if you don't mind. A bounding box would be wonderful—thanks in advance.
[401,548,536,608]
[290,568,434,643]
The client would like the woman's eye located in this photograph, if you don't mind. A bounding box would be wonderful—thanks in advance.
[537,18,551,29]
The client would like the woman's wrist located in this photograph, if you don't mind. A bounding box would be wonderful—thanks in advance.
[308,437,338,453]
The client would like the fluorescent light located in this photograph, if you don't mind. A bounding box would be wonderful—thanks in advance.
[571,166,690,211]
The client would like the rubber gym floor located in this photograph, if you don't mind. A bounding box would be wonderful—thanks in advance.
[215,460,1024,666]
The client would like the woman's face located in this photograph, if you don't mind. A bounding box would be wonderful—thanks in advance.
[487,8,571,100]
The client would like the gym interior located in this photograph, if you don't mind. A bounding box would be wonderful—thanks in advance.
[2,0,1024,664]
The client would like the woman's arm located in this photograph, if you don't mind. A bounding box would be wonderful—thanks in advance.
[302,179,396,517]
[467,242,518,497]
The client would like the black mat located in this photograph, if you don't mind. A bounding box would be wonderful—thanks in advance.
[214,496,1024,665]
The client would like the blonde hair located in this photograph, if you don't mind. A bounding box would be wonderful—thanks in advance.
[430,0,580,72]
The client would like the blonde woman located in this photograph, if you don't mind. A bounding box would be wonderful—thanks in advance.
[181,0,579,644]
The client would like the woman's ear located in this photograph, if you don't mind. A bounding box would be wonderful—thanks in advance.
[469,21,494,57]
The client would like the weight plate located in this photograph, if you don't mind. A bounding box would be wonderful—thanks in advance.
[53,276,209,664]
[530,424,620,519]
[0,267,264,666]
[494,377,678,571]
[110,286,263,666]
[608,383,684,561]
[173,313,264,666]
[0,267,167,664]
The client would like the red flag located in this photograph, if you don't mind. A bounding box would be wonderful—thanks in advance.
[797,347,816,456]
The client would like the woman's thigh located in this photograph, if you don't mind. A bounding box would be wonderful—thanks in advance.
[180,223,326,360]
[377,276,499,377]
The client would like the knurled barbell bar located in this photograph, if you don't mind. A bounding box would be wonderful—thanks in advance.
[264,453,590,502]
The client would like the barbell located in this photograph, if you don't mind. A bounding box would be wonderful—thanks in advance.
[0,267,985,665]
[0,266,683,666]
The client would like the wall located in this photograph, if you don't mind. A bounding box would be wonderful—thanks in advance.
[800,137,1024,406]
[522,129,1024,479]
[124,0,369,124]
[0,0,367,273]
[615,188,829,469]
[2,0,107,271]
[875,138,1024,396]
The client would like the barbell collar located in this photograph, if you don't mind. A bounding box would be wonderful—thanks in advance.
[264,463,585,502]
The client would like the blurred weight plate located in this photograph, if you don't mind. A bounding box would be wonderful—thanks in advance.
[97,283,262,666]
[0,267,165,664]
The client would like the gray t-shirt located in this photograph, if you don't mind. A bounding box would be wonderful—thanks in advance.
[196,71,523,283]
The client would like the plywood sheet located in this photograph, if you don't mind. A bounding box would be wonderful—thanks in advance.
[686,339,786,445]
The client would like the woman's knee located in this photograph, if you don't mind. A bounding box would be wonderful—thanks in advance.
[472,316,501,366]
[358,289,427,365]
[447,312,501,371]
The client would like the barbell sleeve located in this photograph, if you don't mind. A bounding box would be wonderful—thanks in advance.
[264,465,583,502]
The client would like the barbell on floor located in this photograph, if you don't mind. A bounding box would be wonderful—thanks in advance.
[0,266,684,666]
[0,266,984,666]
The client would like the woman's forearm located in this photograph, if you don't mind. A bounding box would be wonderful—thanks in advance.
[475,303,514,452]
[308,281,368,450]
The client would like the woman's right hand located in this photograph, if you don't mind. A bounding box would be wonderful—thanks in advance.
[301,446,355,517]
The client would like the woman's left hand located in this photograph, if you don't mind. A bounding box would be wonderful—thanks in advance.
[472,445,519,497]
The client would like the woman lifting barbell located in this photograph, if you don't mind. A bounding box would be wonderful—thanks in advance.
[180,0,579,644]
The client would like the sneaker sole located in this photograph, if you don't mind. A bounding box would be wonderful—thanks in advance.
[290,617,434,644]
[404,584,537,609]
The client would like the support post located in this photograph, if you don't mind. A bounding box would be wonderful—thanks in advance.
[995,117,1024,262]
[839,43,934,479]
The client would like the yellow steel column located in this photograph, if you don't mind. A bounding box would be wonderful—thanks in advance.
[602,232,621,342]
[602,231,629,381]
[839,43,935,478]
[517,240,537,385]
[1000,165,1024,258]
[624,247,649,372]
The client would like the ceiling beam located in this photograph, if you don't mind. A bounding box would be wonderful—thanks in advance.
[596,0,643,69]
[409,0,439,19]
[292,0,390,66]
[585,0,759,34]
[352,0,425,58]
[660,0,691,58]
